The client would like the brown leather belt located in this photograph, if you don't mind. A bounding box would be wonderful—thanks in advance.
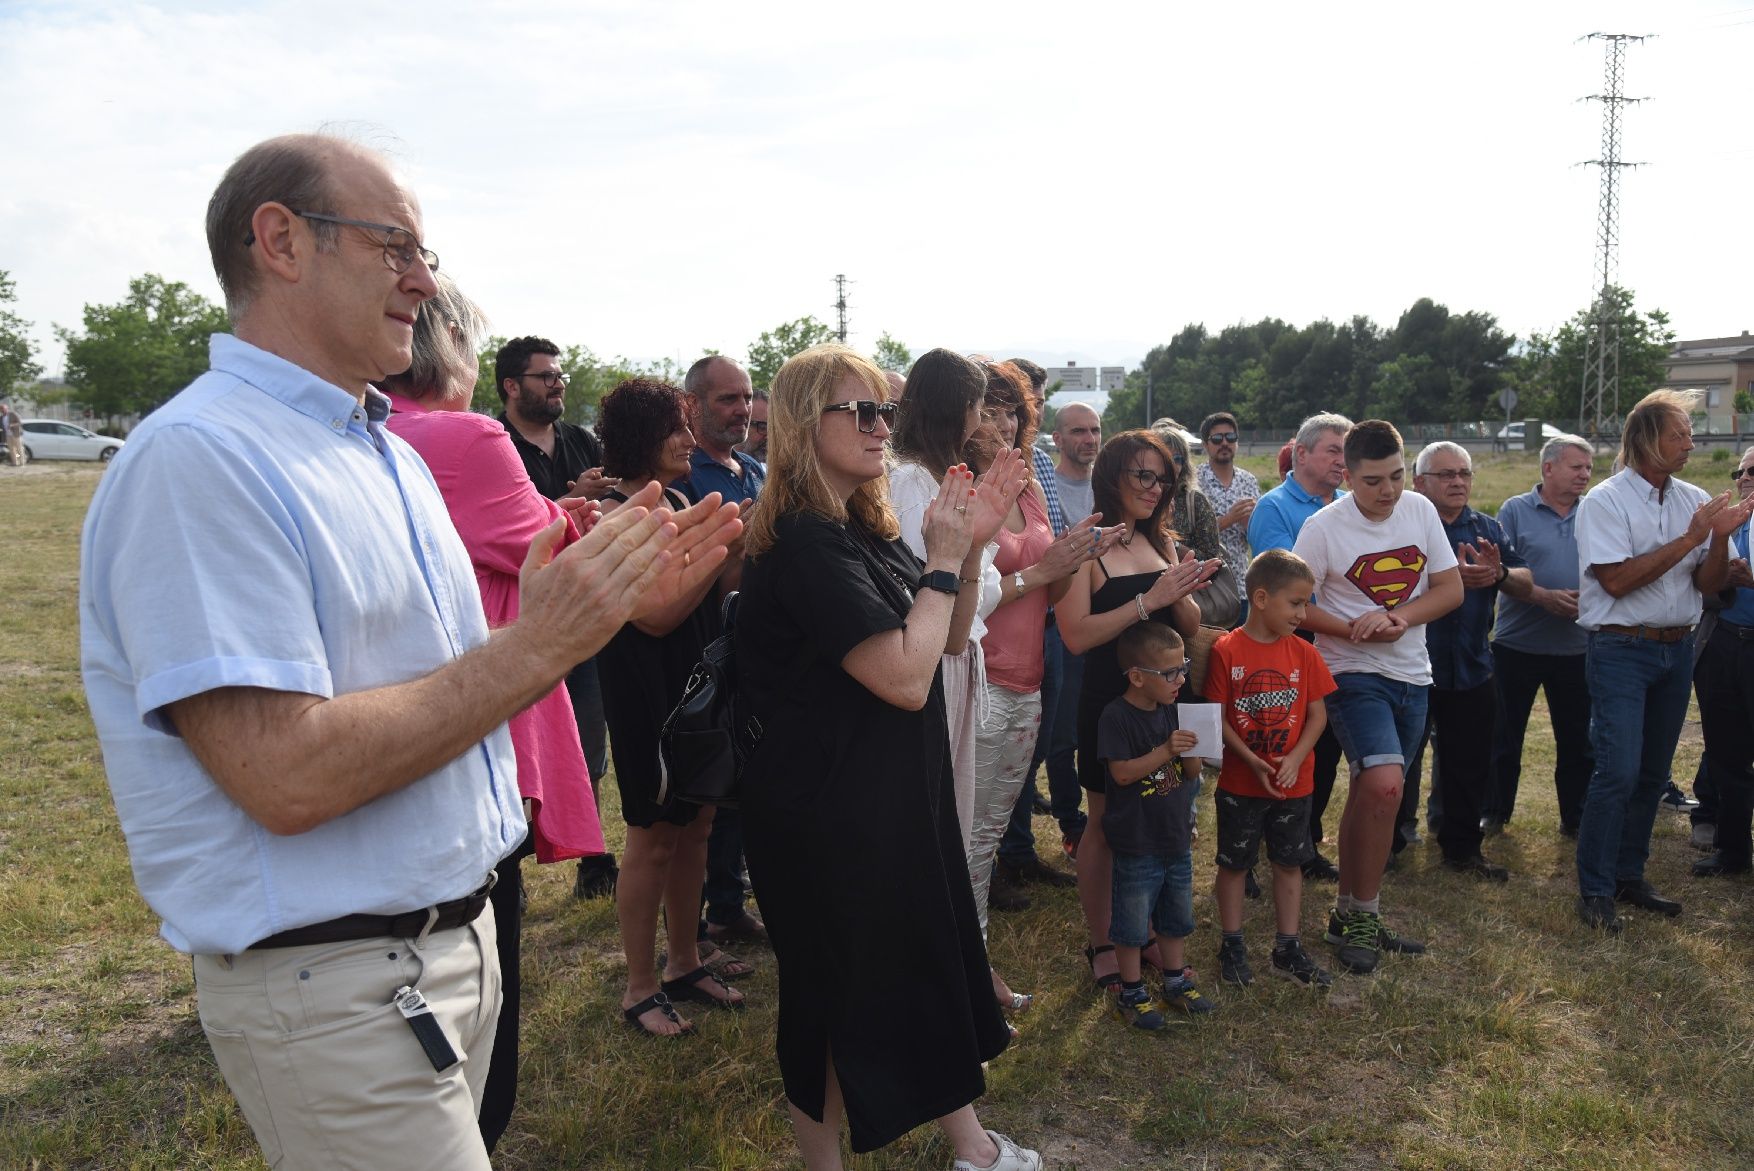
[1598,623,1695,644]
[251,877,495,950]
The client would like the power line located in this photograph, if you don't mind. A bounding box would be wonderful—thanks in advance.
[1577,32,1649,438]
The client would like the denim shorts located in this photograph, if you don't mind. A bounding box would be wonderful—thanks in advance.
[1324,672,1430,779]
[1108,849,1194,948]
[1214,790,1312,870]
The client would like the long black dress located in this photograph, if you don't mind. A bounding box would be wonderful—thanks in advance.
[1077,556,1184,793]
[736,512,1009,1153]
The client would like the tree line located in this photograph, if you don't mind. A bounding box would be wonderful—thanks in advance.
[1,268,1676,438]
[1100,289,1676,439]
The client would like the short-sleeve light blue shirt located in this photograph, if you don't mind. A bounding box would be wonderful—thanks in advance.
[1248,475,1346,554]
[80,335,524,955]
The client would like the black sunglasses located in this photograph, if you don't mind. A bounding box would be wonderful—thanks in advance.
[1205,431,1238,443]
[822,399,899,433]
[1733,468,1750,481]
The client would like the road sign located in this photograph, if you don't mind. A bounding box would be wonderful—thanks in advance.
[1497,387,1519,413]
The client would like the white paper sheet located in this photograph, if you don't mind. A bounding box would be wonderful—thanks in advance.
[1176,702,1223,764]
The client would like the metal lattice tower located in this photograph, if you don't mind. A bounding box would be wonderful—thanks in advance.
[833,274,850,343]
[1577,32,1646,437]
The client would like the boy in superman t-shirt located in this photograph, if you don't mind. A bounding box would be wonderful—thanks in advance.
[1291,420,1461,976]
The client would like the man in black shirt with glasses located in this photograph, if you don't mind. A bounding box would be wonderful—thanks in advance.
[496,335,619,898]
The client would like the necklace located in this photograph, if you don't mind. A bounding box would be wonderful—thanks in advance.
[1117,526,1134,548]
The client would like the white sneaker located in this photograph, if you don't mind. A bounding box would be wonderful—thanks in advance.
[952,1129,1042,1171]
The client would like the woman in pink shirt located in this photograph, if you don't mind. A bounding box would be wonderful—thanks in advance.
[377,276,605,1151]
[968,361,1105,1016]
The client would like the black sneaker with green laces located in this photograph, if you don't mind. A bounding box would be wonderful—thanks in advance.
[1218,937,1254,987]
[1323,909,1426,974]
[1270,941,1333,988]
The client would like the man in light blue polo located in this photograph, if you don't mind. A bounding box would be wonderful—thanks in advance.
[1485,434,1596,838]
[1248,412,1351,880]
[1573,390,1751,933]
[78,133,739,1169]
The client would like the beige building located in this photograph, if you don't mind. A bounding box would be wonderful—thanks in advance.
[1664,332,1754,410]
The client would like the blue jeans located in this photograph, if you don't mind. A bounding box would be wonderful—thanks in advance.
[1108,849,1194,948]
[1575,631,1694,898]
[998,621,1087,862]
[1324,673,1430,779]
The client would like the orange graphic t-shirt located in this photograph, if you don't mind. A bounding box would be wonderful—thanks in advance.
[1205,628,1337,800]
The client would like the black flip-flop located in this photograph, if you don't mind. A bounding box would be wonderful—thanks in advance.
[661,965,746,1011]
[622,990,696,1036]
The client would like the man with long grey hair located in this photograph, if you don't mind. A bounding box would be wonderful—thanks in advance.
[1572,391,1752,932]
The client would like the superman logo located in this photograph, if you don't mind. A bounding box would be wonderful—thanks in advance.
[1345,546,1426,610]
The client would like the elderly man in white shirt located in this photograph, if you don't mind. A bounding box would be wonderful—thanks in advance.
[1572,390,1753,933]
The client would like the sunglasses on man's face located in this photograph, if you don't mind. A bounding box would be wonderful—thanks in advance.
[1205,431,1237,444]
[1733,467,1752,481]
[821,399,899,433]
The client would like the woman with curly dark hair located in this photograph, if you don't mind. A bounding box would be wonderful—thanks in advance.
[597,378,747,1037]
[1057,430,1221,998]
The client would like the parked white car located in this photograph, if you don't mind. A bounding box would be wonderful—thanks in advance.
[20,419,126,462]
[1495,421,1566,443]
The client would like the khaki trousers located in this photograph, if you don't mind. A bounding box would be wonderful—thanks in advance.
[193,903,501,1170]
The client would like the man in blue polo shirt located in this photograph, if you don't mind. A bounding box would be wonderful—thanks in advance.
[678,355,766,944]
[1485,435,1596,838]
[1413,442,1531,880]
[1249,411,1351,880]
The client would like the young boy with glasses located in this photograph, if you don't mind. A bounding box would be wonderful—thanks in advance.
[1205,549,1336,988]
[1098,621,1213,1029]
[1291,421,1462,974]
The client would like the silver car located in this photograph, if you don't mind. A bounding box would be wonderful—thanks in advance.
[20,419,126,462]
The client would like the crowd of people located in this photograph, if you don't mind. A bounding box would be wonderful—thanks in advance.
[76,131,1754,1171]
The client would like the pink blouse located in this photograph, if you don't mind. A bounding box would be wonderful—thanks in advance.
[981,482,1054,693]
[385,393,605,863]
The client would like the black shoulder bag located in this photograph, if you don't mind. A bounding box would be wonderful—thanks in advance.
[657,592,761,808]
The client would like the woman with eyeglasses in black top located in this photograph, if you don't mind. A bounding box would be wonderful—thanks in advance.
[1057,429,1222,996]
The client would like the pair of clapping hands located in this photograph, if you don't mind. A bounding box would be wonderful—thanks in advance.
[516,483,744,670]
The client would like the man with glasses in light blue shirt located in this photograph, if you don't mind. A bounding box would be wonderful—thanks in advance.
[79,133,740,1170]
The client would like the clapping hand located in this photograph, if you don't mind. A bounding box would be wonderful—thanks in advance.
[921,464,980,569]
[1141,547,1219,611]
[1457,539,1503,589]
[1711,491,1754,539]
[963,448,1030,548]
[564,467,619,502]
[1035,512,1107,582]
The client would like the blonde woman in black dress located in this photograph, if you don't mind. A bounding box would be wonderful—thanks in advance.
[737,344,1039,1171]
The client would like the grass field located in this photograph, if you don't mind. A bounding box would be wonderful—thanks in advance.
[4,454,1753,1170]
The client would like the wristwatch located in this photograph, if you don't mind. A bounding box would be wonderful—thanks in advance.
[1495,564,1509,586]
[918,570,961,595]
[1012,570,1028,596]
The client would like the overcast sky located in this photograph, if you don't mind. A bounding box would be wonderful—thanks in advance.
[3,0,1750,382]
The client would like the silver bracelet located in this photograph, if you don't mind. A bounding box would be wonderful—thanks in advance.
[1135,594,1150,622]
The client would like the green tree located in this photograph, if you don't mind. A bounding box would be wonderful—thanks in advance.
[56,274,229,426]
[872,331,912,374]
[1518,286,1675,429]
[0,270,43,395]
[746,315,836,391]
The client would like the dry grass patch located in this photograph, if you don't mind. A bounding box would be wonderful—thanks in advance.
[4,460,1754,1169]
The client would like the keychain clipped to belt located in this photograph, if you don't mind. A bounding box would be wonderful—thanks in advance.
[393,985,460,1072]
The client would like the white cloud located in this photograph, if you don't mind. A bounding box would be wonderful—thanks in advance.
[3,0,1749,383]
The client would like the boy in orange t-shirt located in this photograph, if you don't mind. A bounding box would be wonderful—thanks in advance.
[1205,549,1337,988]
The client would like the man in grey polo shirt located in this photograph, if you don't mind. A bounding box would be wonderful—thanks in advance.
[1573,391,1752,932]
[1484,434,1596,838]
